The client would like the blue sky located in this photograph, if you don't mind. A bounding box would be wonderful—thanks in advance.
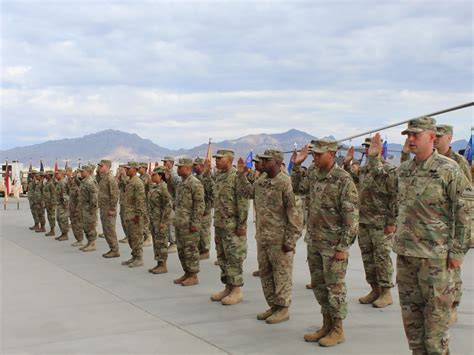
[1,0,472,150]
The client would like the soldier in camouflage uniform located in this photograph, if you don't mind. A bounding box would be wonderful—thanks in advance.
[148,166,173,274]
[210,149,249,305]
[343,137,398,308]
[27,170,39,230]
[138,162,153,247]
[162,156,180,253]
[121,162,146,268]
[250,154,265,277]
[33,172,46,233]
[368,118,471,355]
[193,157,215,259]
[292,139,359,347]
[173,158,205,286]
[54,169,70,241]
[67,168,84,246]
[78,165,99,252]
[43,170,57,236]
[97,159,120,258]
[237,149,303,324]
[117,166,129,243]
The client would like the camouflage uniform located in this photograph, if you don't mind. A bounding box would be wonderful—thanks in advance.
[194,157,215,254]
[98,160,120,252]
[164,161,180,245]
[174,159,205,274]
[291,140,359,320]
[33,175,46,227]
[79,169,99,242]
[123,169,146,258]
[27,175,39,225]
[213,150,249,287]
[55,173,70,235]
[148,173,173,262]
[139,165,153,241]
[66,174,84,242]
[370,118,471,354]
[117,174,129,237]
[238,150,303,308]
[43,173,57,230]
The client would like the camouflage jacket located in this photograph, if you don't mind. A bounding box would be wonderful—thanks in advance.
[27,180,35,200]
[32,180,43,203]
[148,181,173,227]
[195,172,215,214]
[139,173,151,199]
[213,167,249,231]
[291,164,359,254]
[344,159,398,227]
[79,176,98,212]
[123,175,146,219]
[174,175,205,230]
[117,175,129,205]
[369,151,471,260]
[66,176,81,205]
[166,170,180,202]
[55,179,69,207]
[238,171,303,249]
[43,179,57,207]
[98,172,119,211]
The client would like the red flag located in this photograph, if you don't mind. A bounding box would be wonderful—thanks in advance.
[54,161,58,172]
[4,160,10,196]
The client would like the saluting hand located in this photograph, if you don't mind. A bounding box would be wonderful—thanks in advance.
[293,144,309,165]
[344,146,355,164]
[236,157,247,174]
[368,133,382,157]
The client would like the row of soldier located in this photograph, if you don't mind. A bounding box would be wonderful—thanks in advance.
[26,118,472,354]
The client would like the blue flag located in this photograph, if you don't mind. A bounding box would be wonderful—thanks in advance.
[464,135,472,165]
[382,140,388,160]
[245,151,253,168]
[288,159,294,174]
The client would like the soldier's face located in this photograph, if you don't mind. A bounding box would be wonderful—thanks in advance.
[177,165,191,177]
[193,164,203,174]
[313,151,334,170]
[151,173,161,183]
[216,156,231,170]
[434,134,451,152]
[126,167,136,177]
[163,161,173,169]
[255,161,263,173]
[406,131,436,154]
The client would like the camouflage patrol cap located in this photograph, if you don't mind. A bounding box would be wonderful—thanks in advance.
[97,159,112,167]
[124,161,139,169]
[84,165,95,173]
[436,124,453,136]
[176,158,193,167]
[252,154,261,163]
[30,169,38,174]
[259,149,284,161]
[161,156,175,162]
[45,170,54,175]
[55,169,65,174]
[401,117,436,135]
[361,137,383,147]
[310,139,338,153]
[193,157,205,165]
[213,149,234,158]
[138,162,148,169]
[36,171,45,176]
[152,166,166,175]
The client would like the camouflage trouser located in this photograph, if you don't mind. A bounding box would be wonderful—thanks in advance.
[215,227,247,287]
[45,204,56,229]
[69,201,83,241]
[29,199,39,224]
[397,255,453,354]
[81,209,98,242]
[176,227,200,273]
[199,212,212,253]
[119,204,127,238]
[142,210,152,240]
[100,208,118,251]
[358,223,394,288]
[56,203,70,234]
[257,240,294,307]
[151,221,168,262]
[125,217,143,257]
[34,202,46,225]
[308,245,348,319]
[168,210,176,244]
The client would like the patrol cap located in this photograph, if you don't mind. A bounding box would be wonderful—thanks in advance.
[152,166,166,175]
[161,156,175,162]
[45,170,54,175]
[213,149,234,158]
[124,161,139,169]
[310,139,338,153]
[84,165,95,173]
[401,117,437,135]
[138,162,148,169]
[436,124,453,136]
[29,169,38,174]
[55,169,65,174]
[252,154,261,163]
[97,159,112,167]
[176,158,193,167]
[193,157,205,165]
[36,171,45,176]
[259,149,284,161]
[361,137,383,147]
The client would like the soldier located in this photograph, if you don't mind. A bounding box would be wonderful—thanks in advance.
[116,165,129,243]
[162,156,180,253]
[210,149,249,305]
[78,165,99,252]
[193,157,215,260]
[33,172,46,233]
[67,168,84,246]
[54,169,70,241]
[343,138,398,308]
[138,162,153,247]
[173,158,205,286]
[292,139,359,347]
[249,155,265,278]
[148,166,173,274]
[97,159,120,258]
[237,149,303,324]
[27,170,39,230]
[43,170,57,236]
[121,162,146,268]
[368,118,471,355]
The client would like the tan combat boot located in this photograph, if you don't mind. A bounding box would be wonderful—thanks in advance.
[121,257,135,265]
[181,273,199,286]
[71,240,84,247]
[358,285,380,304]
[252,270,260,277]
[210,285,232,302]
[98,233,105,238]
[102,250,120,258]
[167,243,177,253]
[266,306,289,324]
[82,241,96,252]
[214,260,219,266]
[449,305,458,325]
[150,261,168,274]
[57,233,69,241]
[30,223,39,230]
[36,224,46,233]
[306,283,314,289]
[119,237,128,243]
[148,262,160,273]
[79,241,89,250]
[257,307,276,320]
[373,287,393,308]
[45,227,55,236]
[143,236,152,247]
[221,286,242,305]
[319,318,345,347]
[174,273,188,284]
[199,251,210,260]
[128,257,144,268]
[304,314,332,342]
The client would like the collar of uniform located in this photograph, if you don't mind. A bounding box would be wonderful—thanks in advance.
[410,150,438,171]
[265,171,283,185]
[446,147,456,160]
[315,162,336,179]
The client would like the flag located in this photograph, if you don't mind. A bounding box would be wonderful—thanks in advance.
[148,160,152,173]
[4,160,10,197]
[382,140,388,160]
[54,161,58,173]
[28,160,33,183]
[29,160,32,172]
[206,138,212,163]
[464,135,472,165]
[65,160,69,169]
[40,160,44,172]
[245,151,253,168]
[288,159,293,174]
